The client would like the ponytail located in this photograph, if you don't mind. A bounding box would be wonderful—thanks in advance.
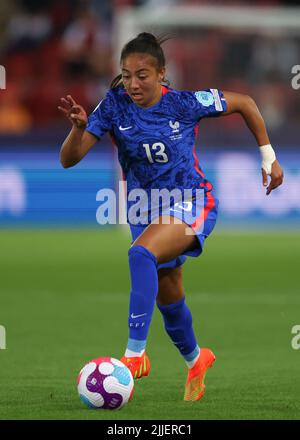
[110,73,122,89]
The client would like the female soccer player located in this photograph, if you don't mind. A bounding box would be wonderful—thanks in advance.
[59,33,283,401]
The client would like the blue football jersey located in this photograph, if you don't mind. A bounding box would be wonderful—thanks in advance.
[86,85,227,222]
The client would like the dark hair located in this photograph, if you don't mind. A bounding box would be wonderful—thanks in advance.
[110,32,169,88]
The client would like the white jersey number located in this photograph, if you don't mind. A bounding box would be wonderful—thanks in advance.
[143,142,168,164]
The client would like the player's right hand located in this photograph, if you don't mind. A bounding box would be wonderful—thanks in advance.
[58,95,88,129]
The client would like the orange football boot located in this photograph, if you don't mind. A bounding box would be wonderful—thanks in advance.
[120,352,150,380]
[184,348,216,401]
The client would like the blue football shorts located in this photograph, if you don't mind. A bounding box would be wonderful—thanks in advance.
[128,190,219,270]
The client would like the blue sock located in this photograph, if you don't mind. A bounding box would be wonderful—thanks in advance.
[157,297,200,367]
[125,245,158,357]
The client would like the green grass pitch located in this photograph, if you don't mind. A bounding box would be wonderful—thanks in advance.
[0,228,299,420]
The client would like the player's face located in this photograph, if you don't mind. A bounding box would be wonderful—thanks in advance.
[121,53,165,108]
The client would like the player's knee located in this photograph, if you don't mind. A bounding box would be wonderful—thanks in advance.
[130,237,160,259]
[128,245,158,267]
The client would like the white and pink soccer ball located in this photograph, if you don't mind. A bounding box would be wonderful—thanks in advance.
[77,357,134,410]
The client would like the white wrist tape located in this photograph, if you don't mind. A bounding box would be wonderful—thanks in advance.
[260,144,276,175]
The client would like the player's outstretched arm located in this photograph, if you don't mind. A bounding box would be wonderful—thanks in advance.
[222,91,284,195]
[58,95,98,168]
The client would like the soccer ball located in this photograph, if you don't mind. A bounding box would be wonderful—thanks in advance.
[77,357,134,410]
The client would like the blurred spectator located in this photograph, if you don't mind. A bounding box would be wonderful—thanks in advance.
[249,35,299,82]
[0,0,299,141]
[90,0,113,23]
[0,82,32,134]
[5,1,53,53]
[61,7,111,80]
[0,1,17,55]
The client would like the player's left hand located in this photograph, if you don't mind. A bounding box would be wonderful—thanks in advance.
[261,160,284,195]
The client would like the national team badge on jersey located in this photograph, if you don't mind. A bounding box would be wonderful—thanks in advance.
[169,120,182,141]
[169,120,180,132]
[194,91,214,107]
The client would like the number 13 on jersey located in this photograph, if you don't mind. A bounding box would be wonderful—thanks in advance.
[143,142,169,163]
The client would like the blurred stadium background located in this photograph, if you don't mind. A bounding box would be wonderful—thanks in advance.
[0,0,299,420]
[1,0,300,228]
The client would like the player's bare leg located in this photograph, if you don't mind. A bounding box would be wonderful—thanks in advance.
[157,266,184,305]
[132,215,197,264]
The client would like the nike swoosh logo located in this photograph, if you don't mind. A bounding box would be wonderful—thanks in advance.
[131,313,147,319]
[119,125,132,131]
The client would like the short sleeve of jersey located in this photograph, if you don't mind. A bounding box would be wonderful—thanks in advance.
[86,92,115,139]
[181,88,227,122]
